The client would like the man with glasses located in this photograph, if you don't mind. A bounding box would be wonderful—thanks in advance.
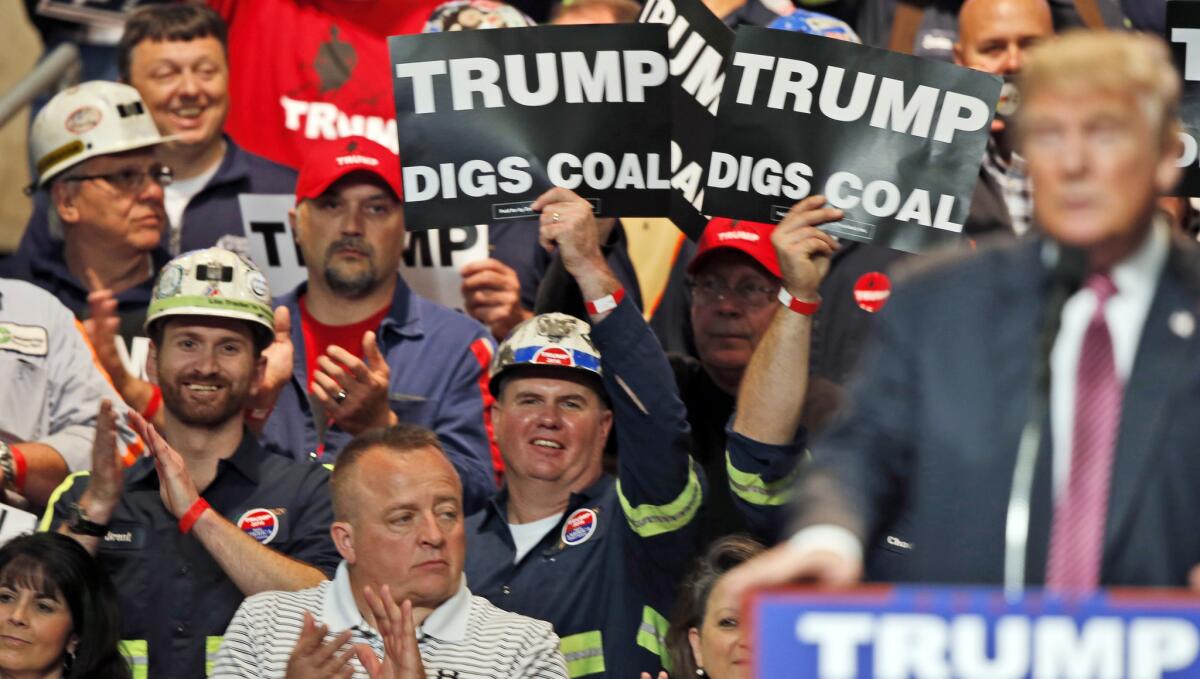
[2,81,174,352]
[670,217,793,544]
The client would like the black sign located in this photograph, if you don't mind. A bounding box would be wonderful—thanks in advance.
[1168,1,1200,197]
[639,0,734,241]
[705,27,1000,254]
[389,24,672,230]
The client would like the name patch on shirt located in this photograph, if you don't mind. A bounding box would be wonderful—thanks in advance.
[562,508,598,547]
[0,323,48,357]
[100,524,147,551]
[237,508,280,544]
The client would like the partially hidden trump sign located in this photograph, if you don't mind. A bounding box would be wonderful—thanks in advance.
[751,586,1200,678]
[705,28,1000,253]
[1168,0,1200,197]
[389,24,672,230]
[639,0,733,241]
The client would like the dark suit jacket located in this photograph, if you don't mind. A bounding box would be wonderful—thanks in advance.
[796,233,1200,587]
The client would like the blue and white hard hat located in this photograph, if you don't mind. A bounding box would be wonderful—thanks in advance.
[768,9,861,43]
[489,313,602,396]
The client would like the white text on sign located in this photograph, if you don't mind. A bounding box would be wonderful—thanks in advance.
[394,51,669,113]
[795,612,1199,679]
[730,53,991,145]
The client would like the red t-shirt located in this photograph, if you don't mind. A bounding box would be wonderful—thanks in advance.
[298,295,392,390]
[210,0,443,168]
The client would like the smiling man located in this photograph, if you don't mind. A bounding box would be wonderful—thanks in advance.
[259,137,497,515]
[43,248,339,678]
[214,424,567,677]
[12,3,295,273]
[464,187,701,678]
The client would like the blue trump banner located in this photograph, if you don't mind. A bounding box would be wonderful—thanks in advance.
[751,586,1200,678]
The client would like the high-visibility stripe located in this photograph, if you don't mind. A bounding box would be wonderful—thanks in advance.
[38,471,91,532]
[616,461,702,538]
[725,449,804,507]
[636,606,672,671]
[119,639,148,679]
[559,630,605,677]
[206,636,223,676]
[469,337,503,482]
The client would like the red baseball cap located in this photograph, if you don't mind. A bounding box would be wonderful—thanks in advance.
[688,218,781,278]
[294,136,403,204]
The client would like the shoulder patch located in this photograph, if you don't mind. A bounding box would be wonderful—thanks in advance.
[0,323,49,357]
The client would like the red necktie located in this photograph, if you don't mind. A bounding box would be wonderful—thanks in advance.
[1046,273,1122,591]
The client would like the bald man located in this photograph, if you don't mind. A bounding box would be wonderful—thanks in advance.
[955,0,1054,239]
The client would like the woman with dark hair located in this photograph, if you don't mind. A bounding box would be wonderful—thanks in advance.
[643,536,765,679]
[0,532,129,679]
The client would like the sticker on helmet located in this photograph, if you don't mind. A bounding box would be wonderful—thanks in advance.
[64,106,103,135]
[155,265,184,299]
[533,346,574,366]
[236,508,279,545]
[247,271,269,300]
[562,508,598,546]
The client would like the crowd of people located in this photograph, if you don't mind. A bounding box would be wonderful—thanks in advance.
[0,0,1194,677]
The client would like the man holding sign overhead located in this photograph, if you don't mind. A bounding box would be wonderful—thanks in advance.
[723,30,1200,595]
[257,138,499,514]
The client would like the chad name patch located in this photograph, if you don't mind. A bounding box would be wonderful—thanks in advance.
[0,323,49,357]
[236,508,280,544]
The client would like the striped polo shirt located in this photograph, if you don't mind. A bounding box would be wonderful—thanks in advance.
[212,562,567,678]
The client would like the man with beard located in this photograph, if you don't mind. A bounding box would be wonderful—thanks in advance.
[259,137,497,514]
[42,248,340,679]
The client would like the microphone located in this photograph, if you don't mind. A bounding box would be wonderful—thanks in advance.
[1003,243,1085,598]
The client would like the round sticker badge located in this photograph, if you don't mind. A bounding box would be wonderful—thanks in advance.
[533,346,575,367]
[853,272,892,313]
[236,508,279,545]
[561,508,598,547]
[64,106,102,135]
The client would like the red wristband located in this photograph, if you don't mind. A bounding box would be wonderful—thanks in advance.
[778,288,821,316]
[585,287,625,315]
[141,385,162,420]
[179,497,211,534]
[10,445,26,493]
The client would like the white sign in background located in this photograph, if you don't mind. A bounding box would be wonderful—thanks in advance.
[238,195,488,310]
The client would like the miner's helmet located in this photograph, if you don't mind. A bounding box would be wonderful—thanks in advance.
[145,248,275,351]
[488,312,604,398]
[29,80,175,189]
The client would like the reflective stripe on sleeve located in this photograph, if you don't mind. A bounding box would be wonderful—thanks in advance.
[725,449,804,507]
[206,635,223,676]
[37,471,91,532]
[119,639,148,679]
[636,605,672,671]
[559,630,605,677]
[615,461,702,538]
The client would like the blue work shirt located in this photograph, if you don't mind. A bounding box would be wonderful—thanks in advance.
[465,298,703,678]
[260,276,498,514]
[41,431,338,679]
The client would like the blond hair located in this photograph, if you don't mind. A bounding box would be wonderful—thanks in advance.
[1018,29,1181,143]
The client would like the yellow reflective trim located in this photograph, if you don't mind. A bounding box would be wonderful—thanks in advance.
[206,636,223,676]
[559,630,605,677]
[119,639,148,679]
[322,463,334,471]
[38,471,91,531]
[725,449,804,507]
[616,461,702,538]
[636,605,672,671]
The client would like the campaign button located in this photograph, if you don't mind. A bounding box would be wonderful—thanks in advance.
[853,272,891,313]
[236,508,279,545]
[562,508,598,547]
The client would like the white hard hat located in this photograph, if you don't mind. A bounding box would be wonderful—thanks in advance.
[489,313,603,396]
[145,248,275,348]
[30,80,174,188]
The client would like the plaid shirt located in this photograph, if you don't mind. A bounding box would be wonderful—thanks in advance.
[981,139,1033,236]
